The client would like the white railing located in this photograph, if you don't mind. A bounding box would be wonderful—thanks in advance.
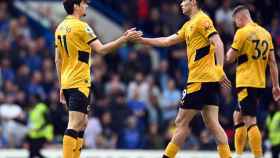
[0,149,272,158]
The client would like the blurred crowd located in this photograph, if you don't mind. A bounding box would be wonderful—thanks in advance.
[0,0,280,153]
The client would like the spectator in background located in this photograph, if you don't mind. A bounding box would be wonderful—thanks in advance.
[118,116,143,149]
[0,1,9,37]
[215,0,234,49]
[48,89,67,138]
[25,95,53,158]
[110,91,132,135]
[266,101,280,158]
[215,0,234,35]
[28,71,46,101]
[270,17,280,49]
[127,87,148,132]
[15,64,30,92]
[135,46,153,74]
[0,68,2,89]
[96,111,117,149]
[143,8,164,36]
[154,60,170,90]
[146,92,163,130]
[25,41,42,72]
[84,113,102,149]
[160,79,180,123]
[17,15,31,41]
[0,94,27,148]
[137,0,149,21]
[105,73,126,96]
[144,123,164,149]
[161,3,184,34]
[122,51,142,83]
[127,72,149,103]
[1,57,15,82]
[3,80,18,96]
[199,129,216,150]
[0,0,280,152]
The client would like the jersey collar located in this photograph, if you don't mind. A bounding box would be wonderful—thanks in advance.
[191,10,202,19]
[66,15,78,20]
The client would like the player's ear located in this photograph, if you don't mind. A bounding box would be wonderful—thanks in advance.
[73,3,79,10]
[192,0,196,6]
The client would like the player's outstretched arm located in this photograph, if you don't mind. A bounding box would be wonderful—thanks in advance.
[268,50,280,101]
[90,28,142,55]
[137,34,183,47]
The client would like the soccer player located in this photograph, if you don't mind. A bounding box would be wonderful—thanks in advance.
[55,0,142,158]
[226,5,280,158]
[136,0,232,158]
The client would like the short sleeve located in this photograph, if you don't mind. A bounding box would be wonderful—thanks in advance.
[176,22,187,41]
[268,34,274,51]
[81,23,97,44]
[54,30,59,48]
[231,29,246,52]
[198,17,217,39]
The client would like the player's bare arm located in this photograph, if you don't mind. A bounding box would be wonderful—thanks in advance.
[137,34,183,47]
[54,48,66,104]
[209,34,224,66]
[209,34,231,88]
[268,50,280,101]
[90,28,142,55]
[226,48,239,64]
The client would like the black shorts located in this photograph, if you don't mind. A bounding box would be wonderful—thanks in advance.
[235,87,264,116]
[180,82,220,110]
[63,87,91,114]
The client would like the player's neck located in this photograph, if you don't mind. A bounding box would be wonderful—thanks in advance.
[189,7,200,18]
[71,12,81,19]
[244,19,253,26]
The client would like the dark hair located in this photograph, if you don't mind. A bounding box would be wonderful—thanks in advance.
[63,0,83,14]
[195,0,203,8]
[232,5,249,17]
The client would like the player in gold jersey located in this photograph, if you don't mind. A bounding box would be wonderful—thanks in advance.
[226,5,280,158]
[135,0,232,158]
[55,0,142,158]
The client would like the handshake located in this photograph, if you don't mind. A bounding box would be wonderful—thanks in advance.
[122,27,143,42]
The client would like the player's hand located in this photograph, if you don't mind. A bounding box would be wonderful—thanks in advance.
[123,28,143,42]
[219,74,231,89]
[60,89,66,105]
[272,86,280,102]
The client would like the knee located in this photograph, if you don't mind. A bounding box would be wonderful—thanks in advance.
[174,118,190,135]
[204,119,218,132]
[175,117,188,129]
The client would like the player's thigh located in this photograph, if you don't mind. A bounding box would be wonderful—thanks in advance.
[175,108,198,127]
[68,111,87,129]
[201,105,220,129]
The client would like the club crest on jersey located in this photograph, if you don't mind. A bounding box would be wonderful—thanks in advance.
[204,21,212,31]
[85,26,95,37]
